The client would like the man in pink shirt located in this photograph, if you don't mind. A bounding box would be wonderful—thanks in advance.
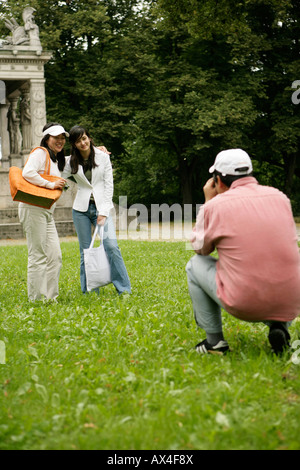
[186,149,300,355]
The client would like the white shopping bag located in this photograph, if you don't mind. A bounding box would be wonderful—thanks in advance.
[84,225,111,291]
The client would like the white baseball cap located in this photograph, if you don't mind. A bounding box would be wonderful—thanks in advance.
[42,125,69,138]
[209,149,253,176]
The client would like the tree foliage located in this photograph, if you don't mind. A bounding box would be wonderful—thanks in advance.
[155,0,300,207]
[0,0,299,212]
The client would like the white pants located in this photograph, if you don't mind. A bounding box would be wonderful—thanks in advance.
[19,204,62,301]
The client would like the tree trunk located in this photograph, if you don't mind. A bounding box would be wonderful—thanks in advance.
[178,157,195,207]
[284,153,297,198]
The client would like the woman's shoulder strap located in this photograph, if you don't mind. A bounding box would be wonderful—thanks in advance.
[27,146,50,174]
[29,146,49,155]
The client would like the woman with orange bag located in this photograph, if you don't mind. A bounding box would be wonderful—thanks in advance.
[18,122,68,301]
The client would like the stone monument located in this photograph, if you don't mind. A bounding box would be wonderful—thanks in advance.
[0,8,76,239]
[0,8,136,240]
[0,7,49,170]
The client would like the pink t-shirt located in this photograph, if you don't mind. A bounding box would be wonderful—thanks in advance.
[191,177,300,322]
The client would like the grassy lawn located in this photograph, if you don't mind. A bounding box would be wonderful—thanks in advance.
[0,239,299,450]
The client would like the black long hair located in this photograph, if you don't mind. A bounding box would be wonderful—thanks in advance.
[68,125,98,175]
[40,122,66,172]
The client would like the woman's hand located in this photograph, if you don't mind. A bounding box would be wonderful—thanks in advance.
[97,215,107,226]
[53,178,67,190]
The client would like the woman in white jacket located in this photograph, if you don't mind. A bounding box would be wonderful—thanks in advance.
[18,122,68,301]
[62,125,131,295]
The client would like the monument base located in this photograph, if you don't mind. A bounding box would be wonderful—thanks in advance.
[0,169,137,240]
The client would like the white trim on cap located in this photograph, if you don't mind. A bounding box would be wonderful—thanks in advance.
[42,125,69,137]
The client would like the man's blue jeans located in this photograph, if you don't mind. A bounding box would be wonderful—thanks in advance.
[72,204,131,294]
[186,255,223,334]
[186,254,291,335]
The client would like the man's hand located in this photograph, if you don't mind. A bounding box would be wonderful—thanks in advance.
[203,178,218,202]
[97,146,111,155]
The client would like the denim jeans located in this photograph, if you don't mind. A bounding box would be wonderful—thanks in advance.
[186,254,291,334]
[186,255,224,334]
[72,204,131,294]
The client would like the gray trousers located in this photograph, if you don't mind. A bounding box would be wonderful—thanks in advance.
[186,254,291,334]
[186,255,223,334]
[19,204,62,301]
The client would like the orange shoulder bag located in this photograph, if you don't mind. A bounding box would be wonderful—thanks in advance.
[9,147,63,209]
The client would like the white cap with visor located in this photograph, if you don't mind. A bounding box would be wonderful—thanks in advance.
[42,125,69,138]
[209,148,253,176]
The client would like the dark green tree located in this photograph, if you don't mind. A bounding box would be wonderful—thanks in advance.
[155,0,300,207]
[116,1,261,206]
[1,0,299,211]
[0,0,149,153]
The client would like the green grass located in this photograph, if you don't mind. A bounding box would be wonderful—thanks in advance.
[0,240,299,450]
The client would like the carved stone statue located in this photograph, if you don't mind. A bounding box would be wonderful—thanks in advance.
[23,7,42,49]
[20,91,31,150]
[3,18,29,46]
[7,99,22,155]
[2,7,41,49]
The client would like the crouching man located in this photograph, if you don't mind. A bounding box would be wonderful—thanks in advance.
[186,149,300,355]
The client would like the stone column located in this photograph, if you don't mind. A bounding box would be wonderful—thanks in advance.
[7,91,22,167]
[0,100,10,169]
[20,83,31,148]
[30,78,47,148]
[20,82,31,165]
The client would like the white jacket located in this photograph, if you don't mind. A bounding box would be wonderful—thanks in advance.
[62,147,114,217]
